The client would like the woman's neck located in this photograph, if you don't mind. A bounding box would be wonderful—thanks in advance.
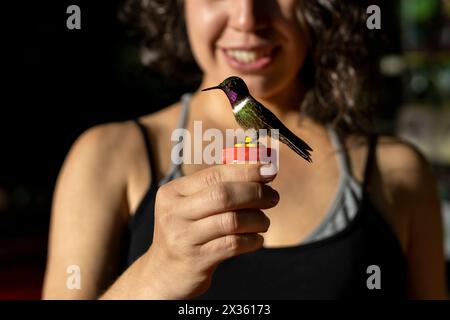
[257,79,305,120]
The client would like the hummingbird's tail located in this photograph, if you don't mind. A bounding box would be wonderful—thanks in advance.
[279,131,313,163]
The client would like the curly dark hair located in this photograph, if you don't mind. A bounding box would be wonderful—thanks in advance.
[120,0,383,134]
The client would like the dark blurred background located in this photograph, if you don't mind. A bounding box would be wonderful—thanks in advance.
[1,0,449,299]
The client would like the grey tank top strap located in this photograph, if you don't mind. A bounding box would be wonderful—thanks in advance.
[158,93,192,186]
[326,124,353,181]
[300,124,362,244]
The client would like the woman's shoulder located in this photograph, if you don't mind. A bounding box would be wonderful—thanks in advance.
[67,101,184,182]
[361,134,438,217]
[138,100,184,136]
[344,133,433,190]
[375,135,435,192]
[76,101,182,156]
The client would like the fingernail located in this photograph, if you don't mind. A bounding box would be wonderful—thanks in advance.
[259,162,278,177]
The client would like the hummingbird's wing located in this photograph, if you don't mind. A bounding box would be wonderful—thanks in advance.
[252,101,313,162]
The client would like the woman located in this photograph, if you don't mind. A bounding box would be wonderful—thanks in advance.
[43,0,447,299]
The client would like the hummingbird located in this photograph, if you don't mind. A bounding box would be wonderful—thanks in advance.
[202,76,313,162]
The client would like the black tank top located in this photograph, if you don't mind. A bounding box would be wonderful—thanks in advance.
[125,120,408,299]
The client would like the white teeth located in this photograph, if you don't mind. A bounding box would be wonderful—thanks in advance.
[241,51,248,63]
[226,48,271,64]
[236,51,246,62]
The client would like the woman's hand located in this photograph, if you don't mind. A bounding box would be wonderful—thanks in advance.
[144,162,279,299]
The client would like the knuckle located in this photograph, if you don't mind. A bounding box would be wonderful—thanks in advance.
[155,184,170,206]
[155,185,166,202]
[224,235,240,254]
[210,183,231,207]
[158,181,171,195]
[202,169,223,187]
[221,211,239,234]
[155,182,183,215]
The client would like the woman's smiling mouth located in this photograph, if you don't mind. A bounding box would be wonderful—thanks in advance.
[221,45,279,72]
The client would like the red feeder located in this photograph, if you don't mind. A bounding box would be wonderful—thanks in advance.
[222,137,275,164]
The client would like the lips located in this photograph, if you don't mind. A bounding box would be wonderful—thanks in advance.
[221,45,279,72]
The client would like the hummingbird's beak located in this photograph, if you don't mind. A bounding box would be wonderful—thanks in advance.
[201,85,221,92]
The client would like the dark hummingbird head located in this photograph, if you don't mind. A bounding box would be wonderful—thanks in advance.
[201,76,250,106]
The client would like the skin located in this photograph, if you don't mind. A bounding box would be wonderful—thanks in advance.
[42,0,447,299]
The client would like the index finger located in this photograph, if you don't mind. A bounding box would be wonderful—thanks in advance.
[171,162,278,196]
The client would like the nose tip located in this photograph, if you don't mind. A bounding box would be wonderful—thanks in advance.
[230,0,269,33]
